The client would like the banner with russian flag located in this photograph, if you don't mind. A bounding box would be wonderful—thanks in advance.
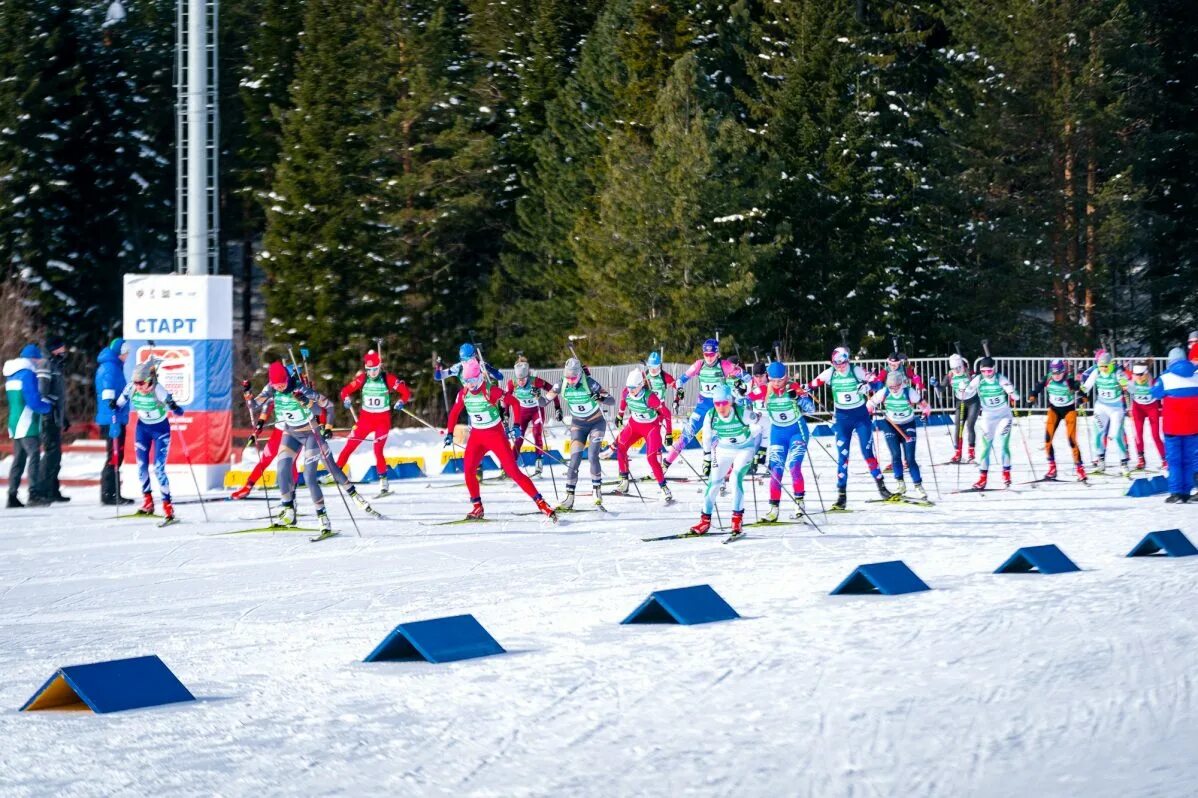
[123,275,233,489]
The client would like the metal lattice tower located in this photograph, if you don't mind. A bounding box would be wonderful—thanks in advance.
[175,0,219,274]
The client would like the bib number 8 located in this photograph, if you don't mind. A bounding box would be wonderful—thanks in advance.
[575,403,590,413]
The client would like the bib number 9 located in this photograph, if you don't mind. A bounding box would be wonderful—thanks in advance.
[838,391,858,404]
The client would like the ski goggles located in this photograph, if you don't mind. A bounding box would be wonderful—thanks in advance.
[831,352,849,366]
[980,367,996,377]
[713,398,733,411]
[463,375,484,390]
[133,380,151,388]
[564,372,582,384]
[702,352,719,362]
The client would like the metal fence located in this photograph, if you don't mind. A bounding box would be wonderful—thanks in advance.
[509,356,1170,421]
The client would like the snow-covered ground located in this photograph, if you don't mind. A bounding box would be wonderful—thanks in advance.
[1,419,1196,797]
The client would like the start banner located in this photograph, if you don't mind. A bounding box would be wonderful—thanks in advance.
[123,274,233,489]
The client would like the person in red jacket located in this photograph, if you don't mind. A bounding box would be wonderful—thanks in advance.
[336,350,411,495]
[1127,358,1165,471]
[613,368,674,503]
[504,356,561,476]
[444,359,556,521]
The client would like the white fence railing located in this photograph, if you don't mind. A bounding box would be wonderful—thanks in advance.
[506,357,1168,420]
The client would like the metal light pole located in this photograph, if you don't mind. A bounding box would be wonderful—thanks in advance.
[175,0,219,274]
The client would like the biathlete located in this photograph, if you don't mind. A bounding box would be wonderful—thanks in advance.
[336,349,411,495]
[231,388,300,500]
[111,360,185,523]
[1027,358,1086,481]
[505,356,562,477]
[443,359,556,521]
[542,358,615,511]
[613,368,674,504]
[688,385,763,536]
[1128,358,1165,471]
[808,346,890,509]
[939,354,979,463]
[248,361,378,534]
[759,361,815,521]
[663,338,745,478]
[1082,351,1130,475]
[644,351,677,446]
[961,357,1018,489]
[868,370,932,500]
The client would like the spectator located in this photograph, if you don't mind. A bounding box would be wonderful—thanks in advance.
[36,336,70,502]
[5,344,53,508]
[1151,346,1198,503]
[95,337,134,505]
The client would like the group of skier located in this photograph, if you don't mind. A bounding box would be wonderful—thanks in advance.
[210,334,1196,537]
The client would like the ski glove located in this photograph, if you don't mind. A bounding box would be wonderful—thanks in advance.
[555,409,563,422]
[108,399,119,411]
[393,399,405,411]
[320,424,333,440]
[343,397,354,409]
[665,431,675,447]
[168,400,184,417]
[614,415,624,430]
[443,433,454,447]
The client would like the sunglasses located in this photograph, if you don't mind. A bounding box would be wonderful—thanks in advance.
[134,380,150,387]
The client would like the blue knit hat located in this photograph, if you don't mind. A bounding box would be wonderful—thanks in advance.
[19,343,43,359]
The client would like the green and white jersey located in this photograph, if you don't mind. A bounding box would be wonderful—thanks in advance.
[558,377,603,421]
[511,378,540,409]
[765,388,802,428]
[968,373,1015,417]
[123,383,175,425]
[869,385,921,424]
[463,391,503,429]
[623,388,659,423]
[271,389,315,427]
[702,405,759,449]
[949,370,978,401]
[813,364,871,410]
[360,375,390,412]
[1043,376,1077,408]
[1129,379,1157,406]
[1083,368,1127,408]
[647,371,670,401]
[696,361,730,398]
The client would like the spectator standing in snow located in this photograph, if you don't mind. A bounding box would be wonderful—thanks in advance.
[1152,347,1198,503]
[36,336,70,503]
[95,337,134,505]
[5,344,53,508]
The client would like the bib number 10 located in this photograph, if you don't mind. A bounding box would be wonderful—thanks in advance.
[363,395,387,410]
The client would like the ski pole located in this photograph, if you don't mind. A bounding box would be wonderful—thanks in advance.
[922,415,943,501]
[242,390,275,520]
[799,425,828,519]
[775,478,824,534]
[172,422,209,522]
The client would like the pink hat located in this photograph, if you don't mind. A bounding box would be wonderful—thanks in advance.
[462,359,482,381]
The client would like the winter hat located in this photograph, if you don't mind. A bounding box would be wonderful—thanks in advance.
[110,337,129,356]
[1168,347,1186,366]
[563,358,583,381]
[45,336,65,353]
[886,370,906,390]
[752,361,767,377]
[268,361,289,385]
[626,369,645,390]
[767,361,787,380]
[19,343,43,359]
[363,350,381,369]
[132,361,155,383]
[513,359,529,380]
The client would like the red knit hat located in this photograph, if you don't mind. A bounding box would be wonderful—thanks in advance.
[268,361,289,385]
[364,350,381,369]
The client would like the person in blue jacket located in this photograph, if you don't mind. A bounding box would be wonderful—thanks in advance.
[5,344,53,507]
[95,337,134,505]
